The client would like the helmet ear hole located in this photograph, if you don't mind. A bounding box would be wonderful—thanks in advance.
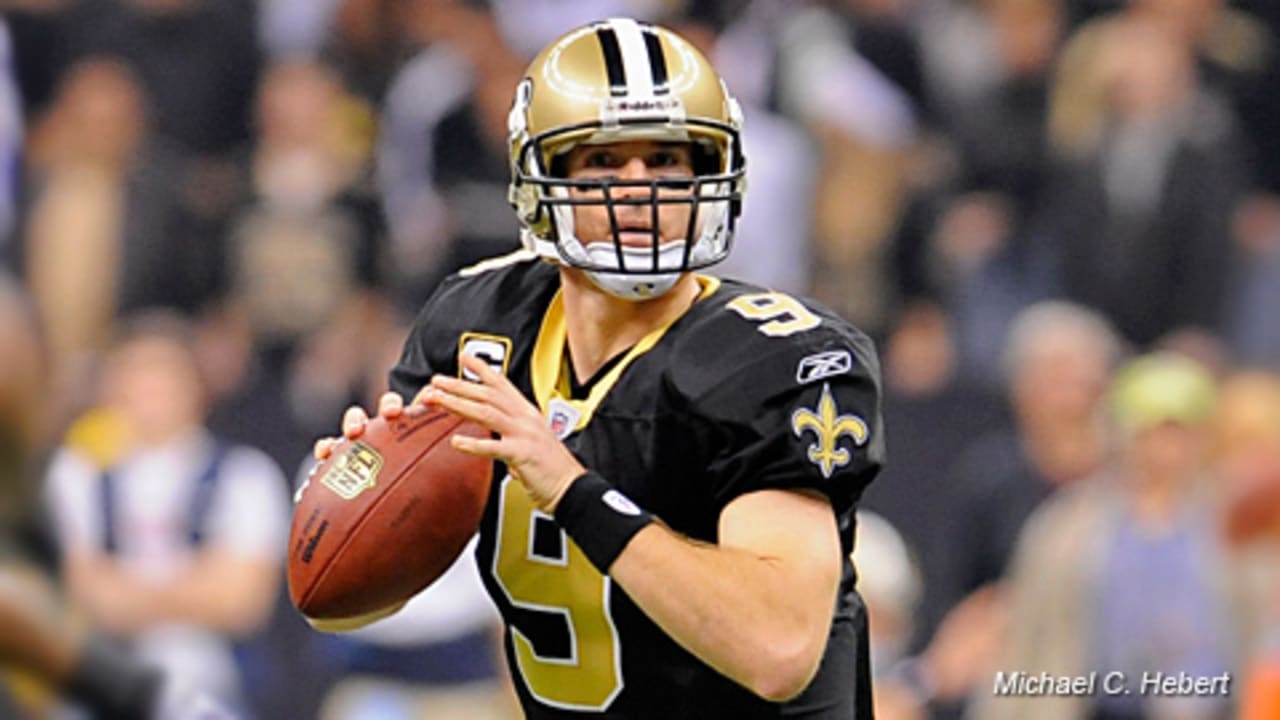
[691,142,721,176]
[549,152,571,179]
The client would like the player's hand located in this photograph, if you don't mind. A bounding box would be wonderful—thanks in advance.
[313,392,406,460]
[425,355,585,512]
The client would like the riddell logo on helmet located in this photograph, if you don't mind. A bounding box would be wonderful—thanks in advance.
[605,97,681,113]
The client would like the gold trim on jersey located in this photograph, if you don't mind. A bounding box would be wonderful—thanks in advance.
[529,275,721,428]
[457,249,538,277]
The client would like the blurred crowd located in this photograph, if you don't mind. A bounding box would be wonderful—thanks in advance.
[0,0,1278,718]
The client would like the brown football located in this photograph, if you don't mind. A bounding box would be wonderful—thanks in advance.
[287,405,492,620]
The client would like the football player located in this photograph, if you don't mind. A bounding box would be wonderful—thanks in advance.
[318,18,885,718]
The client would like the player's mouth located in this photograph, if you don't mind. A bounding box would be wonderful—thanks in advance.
[616,225,657,246]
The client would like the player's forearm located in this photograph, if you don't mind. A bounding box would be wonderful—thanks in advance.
[609,523,834,701]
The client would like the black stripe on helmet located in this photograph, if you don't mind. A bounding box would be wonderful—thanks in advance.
[595,27,627,97]
[642,28,669,95]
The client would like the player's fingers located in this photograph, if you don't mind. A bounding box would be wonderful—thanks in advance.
[313,437,338,460]
[435,375,544,431]
[410,384,436,406]
[461,355,521,395]
[431,389,510,434]
[342,405,370,438]
[430,373,497,404]
[453,358,539,417]
[449,433,505,460]
[377,391,405,418]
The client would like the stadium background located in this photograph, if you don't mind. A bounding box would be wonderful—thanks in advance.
[0,0,1278,718]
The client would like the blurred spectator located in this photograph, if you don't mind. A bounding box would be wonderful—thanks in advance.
[0,270,53,573]
[774,0,919,333]
[927,191,1055,386]
[0,279,237,718]
[888,301,1118,718]
[326,0,429,101]
[19,58,221,430]
[670,10,820,296]
[1215,370,1280,543]
[980,353,1263,720]
[210,57,388,470]
[1224,194,1280,369]
[1130,0,1280,194]
[198,59,393,718]
[949,0,1063,222]
[377,1,524,310]
[44,311,291,715]
[947,301,1120,599]
[258,0,345,60]
[916,0,1005,124]
[886,0,1062,331]
[1036,13,1245,347]
[861,302,1007,655]
[1212,370,1280,720]
[67,0,261,160]
[8,0,262,260]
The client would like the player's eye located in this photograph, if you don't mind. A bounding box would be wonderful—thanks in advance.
[581,151,617,169]
[648,151,681,168]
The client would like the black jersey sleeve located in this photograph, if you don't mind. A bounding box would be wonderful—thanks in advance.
[388,275,463,400]
[670,292,886,517]
[388,251,559,400]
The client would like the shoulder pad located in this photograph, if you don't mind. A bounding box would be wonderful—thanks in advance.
[668,280,881,414]
[414,252,555,340]
[390,252,555,396]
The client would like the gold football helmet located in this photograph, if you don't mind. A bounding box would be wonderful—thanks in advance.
[507,17,746,299]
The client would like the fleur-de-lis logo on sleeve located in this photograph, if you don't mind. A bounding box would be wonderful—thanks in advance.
[791,383,869,478]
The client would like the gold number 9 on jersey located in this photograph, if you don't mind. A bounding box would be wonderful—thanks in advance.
[727,292,821,337]
[492,475,623,710]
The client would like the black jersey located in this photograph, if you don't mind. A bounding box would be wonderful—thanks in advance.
[391,252,885,719]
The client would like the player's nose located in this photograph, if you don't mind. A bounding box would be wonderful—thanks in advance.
[617,156,650,182]
[613,157,656,207]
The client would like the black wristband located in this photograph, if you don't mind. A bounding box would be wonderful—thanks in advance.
[66,634,163,720]
[554,471,654,574]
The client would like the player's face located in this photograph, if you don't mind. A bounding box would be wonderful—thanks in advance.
[562,141,696,248]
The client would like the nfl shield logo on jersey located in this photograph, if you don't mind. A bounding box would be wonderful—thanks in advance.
[547,398,582,439]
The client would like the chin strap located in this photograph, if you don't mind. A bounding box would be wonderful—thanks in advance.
[522,229,689,301]
[583,269,682,300]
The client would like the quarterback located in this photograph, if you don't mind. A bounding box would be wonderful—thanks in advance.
[322,18,885,718]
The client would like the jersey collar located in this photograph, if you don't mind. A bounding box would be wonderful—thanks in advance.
[530,275,720,432]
